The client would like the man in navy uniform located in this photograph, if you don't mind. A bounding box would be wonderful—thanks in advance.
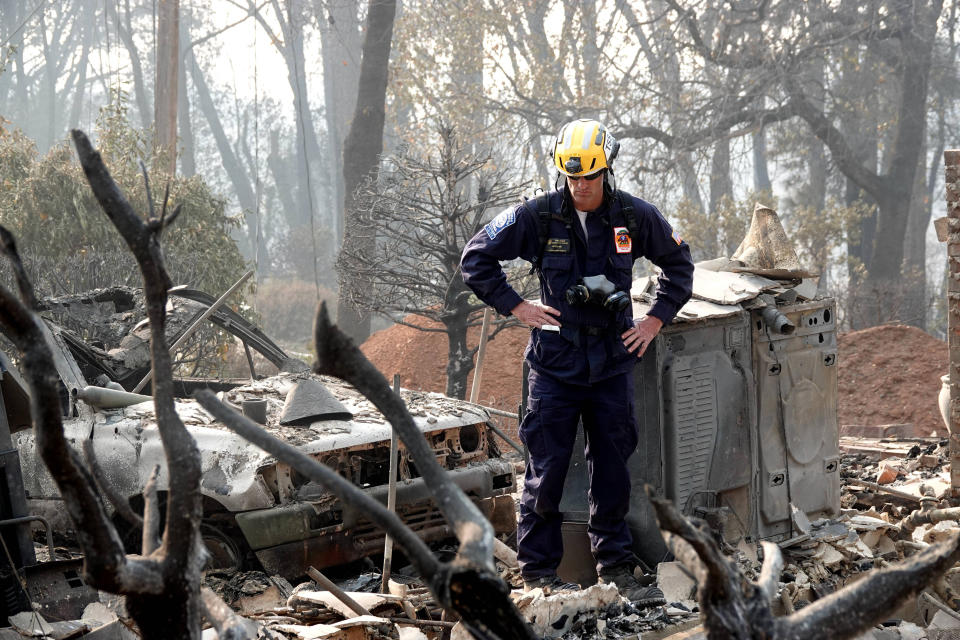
[460,119,693,604]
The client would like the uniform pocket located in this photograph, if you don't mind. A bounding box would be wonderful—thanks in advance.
[540,254,574,298]
[606,253,634,291]
[519,396,546,458]
[532,329,576,371]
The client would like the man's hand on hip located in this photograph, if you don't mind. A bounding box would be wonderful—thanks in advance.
[621,315,663,358]
[511,300,561,329]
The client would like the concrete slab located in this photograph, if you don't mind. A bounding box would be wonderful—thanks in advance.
[656,562,695,603]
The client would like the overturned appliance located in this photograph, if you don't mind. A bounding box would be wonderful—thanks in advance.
[555,204,839,584]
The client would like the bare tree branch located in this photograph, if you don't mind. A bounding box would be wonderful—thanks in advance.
[82,438,144,530]
[193,388,442,580]
[141,465,161,556]
[72,129,203,564]
[200,587,258,640]
[0,228,163,596]
[649,491,960,639]
[313,302,494,569]
[196,302,538,640]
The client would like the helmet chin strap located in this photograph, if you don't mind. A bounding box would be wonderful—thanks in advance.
[604,167,617,194]
[555,171,565,191]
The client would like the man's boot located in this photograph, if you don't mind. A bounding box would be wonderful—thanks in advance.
[522,575,581,594]
[597,565,666,607]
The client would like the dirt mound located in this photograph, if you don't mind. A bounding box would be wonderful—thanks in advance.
[360,315,529,422]
[838,324,948,437]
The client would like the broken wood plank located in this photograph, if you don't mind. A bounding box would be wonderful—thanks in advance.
[307,567,375,618]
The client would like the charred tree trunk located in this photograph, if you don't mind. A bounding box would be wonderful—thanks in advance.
[337,0,397,344]
[443,309,473,400]
[861,0,941,325]
[902,145,934,328]
[753,127,772,194]
[709,136,732,219]
[185,47,257,252]
[318,0,361,244]
[68,6,95,130]
[154,0,179,175]
[788,0,942,327]
[114,0,153,128]
[177,19,195,178]
[267,130,299,235]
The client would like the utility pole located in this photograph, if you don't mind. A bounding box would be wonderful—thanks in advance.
[155,0,179,176]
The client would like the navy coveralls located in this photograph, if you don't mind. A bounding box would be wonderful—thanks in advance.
[460,187,693,579]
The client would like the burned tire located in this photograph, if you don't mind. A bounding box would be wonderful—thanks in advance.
[201,522,245,573]
[110,496,251,573]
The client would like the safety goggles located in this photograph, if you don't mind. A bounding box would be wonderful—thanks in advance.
[567,171,603,182]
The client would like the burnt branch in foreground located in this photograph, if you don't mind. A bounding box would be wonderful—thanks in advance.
[313,302,494,570]
[0,235,163,596]
[193,390,440,579]
[649,492,960,639]
[0,130,252,639]
[82,438,144,530]
[71,128,217,638]
[194,302,538,640]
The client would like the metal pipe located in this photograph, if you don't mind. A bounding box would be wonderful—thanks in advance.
[481,406,519,420]
[75,386,153,409]
[306,566,373,617]
[902,506,960,533]
[469,308,492,403]
[849,479,922,504]
[385,618,455,629]
[0,515,55,560]
[485,420,524,456]
[760,304,795,334]
[921,591,960,623]
[382,375,401,593]
[133,269,253,393]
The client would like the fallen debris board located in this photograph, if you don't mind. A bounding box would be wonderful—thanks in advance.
[690,266,781,305]
[840,424,916,439]
[791,278,819,301]
[8,611,56,636]
[291,590,404,619]
[840,437,937,459]
[271,623,343,639]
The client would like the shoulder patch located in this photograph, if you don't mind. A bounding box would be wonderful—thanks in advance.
[484,209,516,240]
[614,226,632,254]
[671,229,683,245]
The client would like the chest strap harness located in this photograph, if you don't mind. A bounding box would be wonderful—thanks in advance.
[528,190,639,275]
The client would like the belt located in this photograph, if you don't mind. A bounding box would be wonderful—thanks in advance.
[559,318,618,340]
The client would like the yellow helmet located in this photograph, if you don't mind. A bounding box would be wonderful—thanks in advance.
[553,118,620,177]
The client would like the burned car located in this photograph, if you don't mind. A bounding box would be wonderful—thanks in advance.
[4,287,516,579]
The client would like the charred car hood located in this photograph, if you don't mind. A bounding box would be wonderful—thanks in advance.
[14,372,489,513]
